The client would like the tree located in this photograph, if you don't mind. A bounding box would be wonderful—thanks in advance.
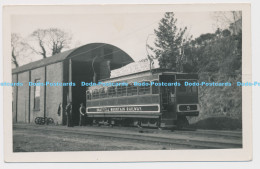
[212,11,242,34]
[48,28,72,56]
[11,33,28,68]
[148,12,188,71]
[188,28,241,74]
[30,29,47,58]
[29,28,72,58]
[185,29,242,119]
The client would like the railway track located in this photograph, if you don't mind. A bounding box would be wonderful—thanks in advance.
[172,129,242,139]
[13,124,242,149]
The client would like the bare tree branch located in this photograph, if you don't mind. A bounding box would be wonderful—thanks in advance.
[29,28,72,59]
[11,33,28,68]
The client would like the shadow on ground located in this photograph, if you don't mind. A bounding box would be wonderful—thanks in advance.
[190,117,242,130]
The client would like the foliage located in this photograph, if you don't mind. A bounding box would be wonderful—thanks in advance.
[148,12,189,71]
[188,29,242,121]
[152,12,242,122]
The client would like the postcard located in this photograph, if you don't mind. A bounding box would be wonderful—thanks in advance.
[3,4,251,162]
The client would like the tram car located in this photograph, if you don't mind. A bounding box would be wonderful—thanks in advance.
[86,68,199,128]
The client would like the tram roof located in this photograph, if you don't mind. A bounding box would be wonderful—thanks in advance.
[101,68,198,82]
[100,68,178,82]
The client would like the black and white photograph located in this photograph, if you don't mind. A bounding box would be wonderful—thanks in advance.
[3,4,252,162]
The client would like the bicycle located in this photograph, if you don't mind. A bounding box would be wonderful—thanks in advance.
[35,117,54,125]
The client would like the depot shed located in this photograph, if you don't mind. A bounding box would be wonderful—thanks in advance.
[12,43,134,125]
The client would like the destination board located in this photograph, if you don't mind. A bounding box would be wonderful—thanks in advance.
[87,105,159,113]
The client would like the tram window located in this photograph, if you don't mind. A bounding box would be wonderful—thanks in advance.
[192,86,198,93]
[161,86,167,93]
[187,86,192,93]
[127,84,132,96]
[170,86,175,94]
[86,91,91,100]
[185,81,197,94]
[127,83,137,96]
[118,85,127,96]
[99,88,103,98]
[122,86,127,96]
[92,89,99,99]
[138,81,150,95]
[108,86,116,97]
[117,86,122,96]
[127,83,135,96]
[91,90,95,99]
[100,88,107,98]
[152,80,159,94]
[132,85,138,95]
[178,81,186,92]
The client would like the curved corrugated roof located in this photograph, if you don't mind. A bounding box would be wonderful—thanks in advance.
[12,43,134,74]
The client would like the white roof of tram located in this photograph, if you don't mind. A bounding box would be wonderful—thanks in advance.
[110,59,159,78]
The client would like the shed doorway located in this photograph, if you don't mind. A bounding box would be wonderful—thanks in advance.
[71,60,93,125]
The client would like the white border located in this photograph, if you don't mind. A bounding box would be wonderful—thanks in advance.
[1,2,253,165]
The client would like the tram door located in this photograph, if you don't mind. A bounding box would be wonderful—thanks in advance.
[159,75,177,126]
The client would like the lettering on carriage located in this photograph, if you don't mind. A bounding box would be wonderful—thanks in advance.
[96,107,109,112]
[96,106,142,112]
[110,107,126,111]
[127,107,142,111]
[88,105,158,113]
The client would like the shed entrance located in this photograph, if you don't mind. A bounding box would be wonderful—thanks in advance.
[64,43,134,126]
[71,60,93,126]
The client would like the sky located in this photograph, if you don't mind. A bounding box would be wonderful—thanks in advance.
[11,11,217,64]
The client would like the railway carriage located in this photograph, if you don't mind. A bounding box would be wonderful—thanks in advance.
[86,68,199,128]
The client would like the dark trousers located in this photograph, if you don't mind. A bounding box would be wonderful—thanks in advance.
[67,115,73,127]
[79,114,85,126]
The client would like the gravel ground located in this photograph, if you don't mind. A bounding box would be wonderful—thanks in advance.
[13,128,190,152]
